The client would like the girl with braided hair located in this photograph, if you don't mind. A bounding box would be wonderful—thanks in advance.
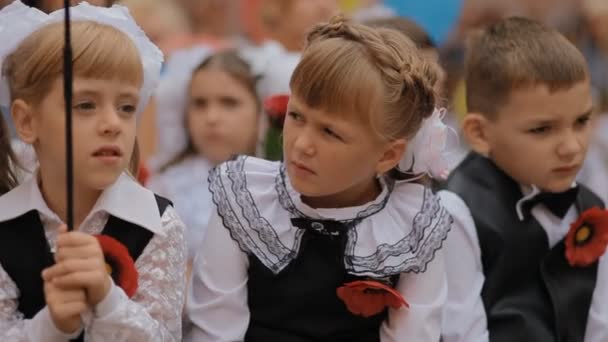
[185,15,454,342]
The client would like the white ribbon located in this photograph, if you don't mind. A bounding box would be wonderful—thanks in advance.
[398,107,460,180]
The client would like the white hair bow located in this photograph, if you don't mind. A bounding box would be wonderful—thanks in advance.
[398,108,460,180]
[0,1,163,114]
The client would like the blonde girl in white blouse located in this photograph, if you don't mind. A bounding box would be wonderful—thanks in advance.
[185,16,455,342]
[0,2,187,341]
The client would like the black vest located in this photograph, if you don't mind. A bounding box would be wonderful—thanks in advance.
[0,195,171,341]
[245,219,396,342]
[444,153,604,342]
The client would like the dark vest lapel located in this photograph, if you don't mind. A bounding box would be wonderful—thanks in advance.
[444,152,604,342]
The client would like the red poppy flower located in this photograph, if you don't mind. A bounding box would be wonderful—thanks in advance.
[336,280,409,317]
[565,207,608,267]
[95,235,139,298]
[264,94,289,129]
[264,94,289,119]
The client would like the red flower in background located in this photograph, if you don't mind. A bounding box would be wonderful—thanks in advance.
[95,235,138,298]
[137,162,150,186]
[337,280,409,317]
[264,94,290,129]
[565,207,608,267]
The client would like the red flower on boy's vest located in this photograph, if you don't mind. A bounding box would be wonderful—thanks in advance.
[264,94,289,119]
[95,235,138,298]
[565,207,608,267]
[336,280,409,317]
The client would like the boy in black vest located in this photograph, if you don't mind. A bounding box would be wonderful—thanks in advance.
[440,17,608,342]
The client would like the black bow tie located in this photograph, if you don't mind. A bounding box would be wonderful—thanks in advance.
[290,218,350,237]
[521,187,579,219]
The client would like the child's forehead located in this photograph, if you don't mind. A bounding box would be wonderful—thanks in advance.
[288,94,374,130]
[496,81,593,122]
[63,76,141,97]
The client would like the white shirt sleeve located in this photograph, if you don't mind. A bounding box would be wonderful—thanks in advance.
[0,265,82,342]
[380,249,447,342]
[584,253,608,342]
[85,206,187,342]
[439,190,489,342]
[184,210,250,342]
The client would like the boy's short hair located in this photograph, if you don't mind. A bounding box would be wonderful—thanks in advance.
[364,17,436,50]
[465,17,588,118]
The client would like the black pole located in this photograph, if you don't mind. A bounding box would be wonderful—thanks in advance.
[63,0,74,231]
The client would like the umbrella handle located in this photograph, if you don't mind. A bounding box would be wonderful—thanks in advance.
[63,0,74,231]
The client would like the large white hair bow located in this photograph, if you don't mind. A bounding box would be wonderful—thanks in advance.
[398,108,460,180]
[0,1,163,114]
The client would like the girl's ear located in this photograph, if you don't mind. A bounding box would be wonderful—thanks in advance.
[11,99,38,144]
[375,138,407,175]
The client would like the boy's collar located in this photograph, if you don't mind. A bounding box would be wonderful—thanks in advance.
[515,182,577,221]
[0,172,164,235]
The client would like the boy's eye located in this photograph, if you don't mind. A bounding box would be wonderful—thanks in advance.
[528,126,551,135]
[575,115,591,127]
[323,127,342,140]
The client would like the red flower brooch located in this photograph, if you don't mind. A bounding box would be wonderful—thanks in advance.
[263,94,289,129]
[95,235,139,298]
[565,207,608,267]
[336,280,409,317]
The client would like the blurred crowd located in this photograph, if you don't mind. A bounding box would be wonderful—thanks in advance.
[0,1,607,340]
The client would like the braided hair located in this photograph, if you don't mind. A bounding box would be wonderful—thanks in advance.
[290,15,439,142]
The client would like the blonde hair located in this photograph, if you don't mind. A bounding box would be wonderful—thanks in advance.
[2,20,144,174]
[3,20,143,105]
[290,16,438,141]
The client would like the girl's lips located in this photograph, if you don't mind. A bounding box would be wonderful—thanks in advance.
[92,146,123,164]
[92,145,123,157]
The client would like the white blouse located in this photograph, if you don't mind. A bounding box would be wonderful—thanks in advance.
[147,156,213,260]
[0,173,187,342]
[184,156,452,342]
[440,188,608,342]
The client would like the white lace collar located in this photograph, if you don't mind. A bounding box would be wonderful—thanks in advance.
[208,156,452,277]
[275,162,393,222]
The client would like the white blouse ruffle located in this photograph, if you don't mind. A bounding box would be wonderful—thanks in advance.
[208,156,452,278]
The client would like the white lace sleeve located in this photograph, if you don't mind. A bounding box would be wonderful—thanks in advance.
[0,264,27,342]
[85,206,187,342]
[0,265,80,342]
